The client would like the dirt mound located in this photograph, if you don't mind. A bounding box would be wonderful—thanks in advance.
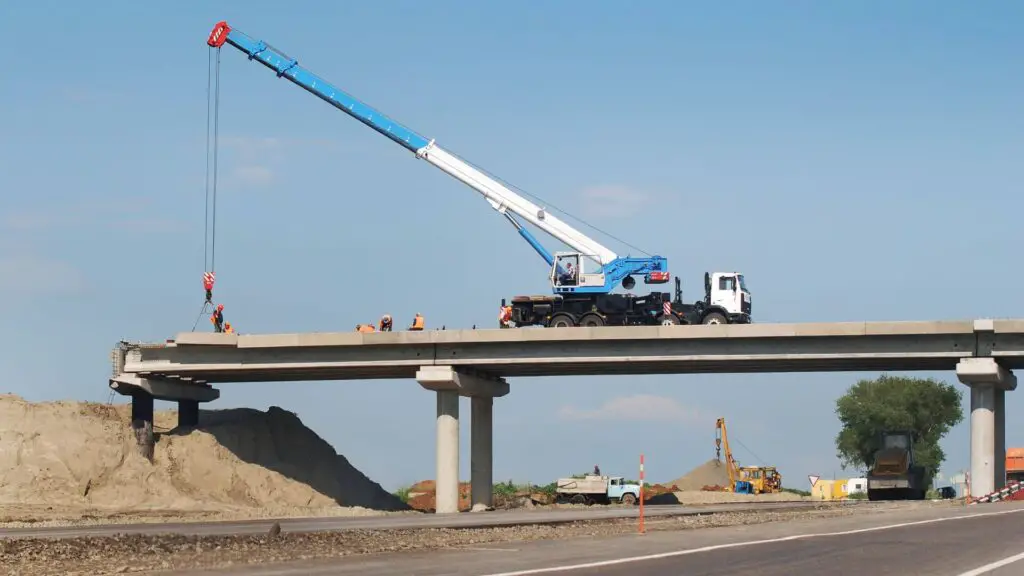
[0,394,407,514]
[668,459,732,491]
[406,481,472,512]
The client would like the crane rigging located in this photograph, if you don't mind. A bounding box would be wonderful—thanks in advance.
[203,20,753,328]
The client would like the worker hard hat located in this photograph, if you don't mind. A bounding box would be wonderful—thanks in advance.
[217,304,224,311]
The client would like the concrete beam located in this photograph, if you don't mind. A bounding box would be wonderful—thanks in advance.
[110,374,220,403]
[956,358,1018,391]
[118,318,1024,382]
[416,366,509,398]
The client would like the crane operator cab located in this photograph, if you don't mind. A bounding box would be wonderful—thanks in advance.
[551,252,606,290]
[705,272,752,322]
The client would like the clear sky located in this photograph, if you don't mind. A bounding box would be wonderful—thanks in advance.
[1,1,1021,491]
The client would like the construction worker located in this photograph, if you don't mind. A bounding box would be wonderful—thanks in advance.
[409,313,425,331]
[379,314,393,332]
[499,305,513,329]
[211,304,225,333]
[357,323,376,333]
[224,322,235,334]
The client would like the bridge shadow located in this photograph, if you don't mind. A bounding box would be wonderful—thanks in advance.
[161,406,410,512]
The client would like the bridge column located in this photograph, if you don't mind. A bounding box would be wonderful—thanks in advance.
[956,358,1016,497]
[471,396,494,512]
[417,366,509,514]
[109,374,220,460]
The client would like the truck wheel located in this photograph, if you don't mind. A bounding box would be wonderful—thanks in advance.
[620,493,637,505]
[702,312,727,325]
[580,313,605,327]
[548,313,575,328]
[657,314,680,326]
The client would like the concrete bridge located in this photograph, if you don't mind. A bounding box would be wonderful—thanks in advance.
[110,318,1024,511]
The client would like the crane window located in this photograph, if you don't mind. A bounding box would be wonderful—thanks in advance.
[719,276,736,291]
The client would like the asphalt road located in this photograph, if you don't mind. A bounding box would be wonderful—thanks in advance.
[187,502,1024,576]
[0,500,826,539]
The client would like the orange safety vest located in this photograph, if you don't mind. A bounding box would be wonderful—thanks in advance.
[224,324,234,334]
[358,324,376,333]
[412,314,424,329]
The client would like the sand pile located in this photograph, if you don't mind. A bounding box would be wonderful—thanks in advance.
[0,394,407,514]
[668,458,732,490]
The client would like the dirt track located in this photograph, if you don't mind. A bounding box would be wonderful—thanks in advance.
[1,502,948,575]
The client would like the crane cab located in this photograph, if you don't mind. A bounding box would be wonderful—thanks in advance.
[550,252,606,292]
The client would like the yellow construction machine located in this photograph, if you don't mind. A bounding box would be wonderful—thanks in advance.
[715,417,783,494]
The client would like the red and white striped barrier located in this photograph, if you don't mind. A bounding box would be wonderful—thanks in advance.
[970,480,1024,504]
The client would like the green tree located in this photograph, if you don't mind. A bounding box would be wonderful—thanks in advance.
[834,374,963,484]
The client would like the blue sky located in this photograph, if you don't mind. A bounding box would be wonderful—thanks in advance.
[1,1,1021,491]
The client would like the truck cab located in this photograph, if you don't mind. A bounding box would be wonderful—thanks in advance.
[706,272,752,323]
[605,476,642,503]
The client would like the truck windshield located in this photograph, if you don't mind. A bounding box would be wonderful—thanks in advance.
[738,274,748,292]
[883,435,910,449]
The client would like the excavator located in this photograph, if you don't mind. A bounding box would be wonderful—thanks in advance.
[715,417,782,494]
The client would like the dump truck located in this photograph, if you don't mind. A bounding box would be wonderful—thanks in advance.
[554,474,642,505]
[1007,448,1024,484]
[866,430,927,501]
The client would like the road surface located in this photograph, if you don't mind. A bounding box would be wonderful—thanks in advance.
[184,502,1024,575]
[0,501,825,539]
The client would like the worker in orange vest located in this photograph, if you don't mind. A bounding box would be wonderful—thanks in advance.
[409,313,424,331]
[224,322,235,334]
[379,314,393,332]
[210,304,225,333]
[499,305,513,329]
[356,323,376,333]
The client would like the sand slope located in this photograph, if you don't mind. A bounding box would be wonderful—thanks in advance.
[0,394,406,515]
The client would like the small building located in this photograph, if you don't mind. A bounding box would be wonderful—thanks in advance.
[812,479,848,500]
[846,477,867,495]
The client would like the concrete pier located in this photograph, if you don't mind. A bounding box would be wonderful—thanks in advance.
[178,400,200,428]
[435,391,460,514]
[471,396,494,511]
[956,357,1017,497]
[130,391,155,461]
[417,366,508,514]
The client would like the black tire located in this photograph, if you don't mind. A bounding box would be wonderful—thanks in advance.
[657,314,680,326]
[620,493,637,505]
[702,312,727,325]
[580,313,605,327]
[548,313,576,328]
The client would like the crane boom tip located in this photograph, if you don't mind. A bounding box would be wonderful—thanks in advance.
[207,21,231,47]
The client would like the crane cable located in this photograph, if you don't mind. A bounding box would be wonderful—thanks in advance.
[192,46,223,331]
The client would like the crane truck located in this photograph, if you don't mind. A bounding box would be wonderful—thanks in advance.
[205,22,753,327]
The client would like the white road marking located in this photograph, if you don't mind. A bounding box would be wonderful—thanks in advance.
[480,507,1024,576]
[956,550,1024,576]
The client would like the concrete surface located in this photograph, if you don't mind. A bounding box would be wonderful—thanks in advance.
[182,502,1024,575]
[0,501,827,540]
[114,318,1024,381]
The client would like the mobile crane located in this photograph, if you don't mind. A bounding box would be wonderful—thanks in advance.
[205,21,753,327]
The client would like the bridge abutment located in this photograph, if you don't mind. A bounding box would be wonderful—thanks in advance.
[417,366,509,514]
[956,357,1017,497]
